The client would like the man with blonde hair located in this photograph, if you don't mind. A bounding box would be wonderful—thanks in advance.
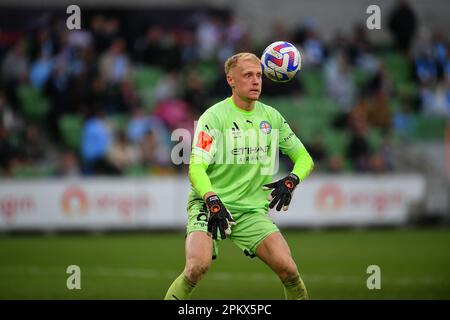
[164,52,314,300]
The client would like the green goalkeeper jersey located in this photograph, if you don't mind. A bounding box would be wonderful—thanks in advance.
[188,97,307,214]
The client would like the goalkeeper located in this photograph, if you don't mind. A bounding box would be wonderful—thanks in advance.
[164,52,314,300]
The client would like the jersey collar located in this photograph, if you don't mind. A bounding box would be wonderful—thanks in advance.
[228,97,256,115]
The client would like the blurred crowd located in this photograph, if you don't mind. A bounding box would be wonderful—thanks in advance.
[0,1,449,178]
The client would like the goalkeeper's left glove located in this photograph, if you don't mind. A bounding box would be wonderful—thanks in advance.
[262,173,300,211]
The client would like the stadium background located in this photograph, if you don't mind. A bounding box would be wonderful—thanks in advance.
[0,0,449,299]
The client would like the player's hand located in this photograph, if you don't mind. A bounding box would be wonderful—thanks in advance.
[262,173,300,211]
[205,195,236,240]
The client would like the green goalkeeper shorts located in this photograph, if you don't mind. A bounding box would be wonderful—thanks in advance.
[186,201,279,260]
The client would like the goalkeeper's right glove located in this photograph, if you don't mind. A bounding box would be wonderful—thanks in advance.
[206,195,236,240]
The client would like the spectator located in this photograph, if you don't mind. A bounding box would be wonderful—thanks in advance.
[415,48,438,85]
[379,133,395,171]
[56,150,81,177]
[302,27,325,67]
[0,125,17,175]
[81,109,116,174]
[393,101,415,139]
[388,0,418,53]
[420,82,450,117]
[367,63,393,97]
[196,15,222,60]
[179,30,199,65]
[305,137,327,171]
[0,90,23,132]
[367,92,392,130]
[325,50,356,111]
[153,99,195,137]
[127,107,170,145]
[153,70,181,103]
[139,130,171,168]
[67,29,93,51]
[29,51,53,89]
[107,130,140,172]
[348,24,372,67]
[225,15,248,51]
[327,154,344,173]
[183,71,209,114]
[432,31,448,69]
[90,15,120,53]
[99,38,130,85]
[1,40,29,85]
[369,152,387,173]
[444,55,450,84]
[346,117,371,172]
[134,25,166,66]
[20,123,46,163]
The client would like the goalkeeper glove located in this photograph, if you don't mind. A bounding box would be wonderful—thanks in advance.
[206,195,236,240]
[262,173,300,211]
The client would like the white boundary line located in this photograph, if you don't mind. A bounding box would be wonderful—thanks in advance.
[0,265,446,286]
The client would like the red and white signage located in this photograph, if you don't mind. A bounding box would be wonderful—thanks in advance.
[271,175,426,227]
[0,175,425,230]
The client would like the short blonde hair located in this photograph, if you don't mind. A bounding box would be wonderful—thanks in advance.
[224,52,261,74]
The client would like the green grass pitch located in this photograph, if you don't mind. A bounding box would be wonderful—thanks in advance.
[1,228,449,299]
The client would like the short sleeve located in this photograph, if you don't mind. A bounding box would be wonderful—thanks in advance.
[191,112,221,165]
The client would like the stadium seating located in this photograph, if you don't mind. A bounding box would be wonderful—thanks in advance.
[367,128,383,152]
[108,114,130,132]
[132,66,164,109]
[351,68,373,89]
[323,129,350,156]
[300,69,325,97]
[124,164,150,176]
[413,116,447,140]
[59,115,83,151]
[381,51,412,91]
[196,61,219,90]
[17,85,49,122]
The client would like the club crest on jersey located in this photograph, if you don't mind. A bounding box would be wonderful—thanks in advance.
[259,121,272,134]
